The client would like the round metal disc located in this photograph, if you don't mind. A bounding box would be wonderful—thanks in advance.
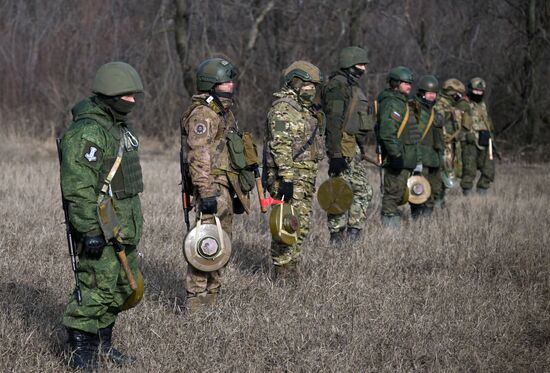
[407,175,432,205]
[317,177,353,214]
[183,223,232,272]
[269,204,301,246]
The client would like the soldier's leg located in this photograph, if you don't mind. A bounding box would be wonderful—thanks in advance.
[460,142,477,193]
[425,167,440,210]
[477,148,495,190]
[347,159,373,231]
[381,168,408,228]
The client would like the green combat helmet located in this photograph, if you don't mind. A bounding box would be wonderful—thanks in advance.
[196,58,236,92]
[388,66,414,84]
[442,78,466,95]
[92,62,144,96]
[283,60,323,85]
[339,46,369,69]
[469,77,486,91]
[417,75,439,93]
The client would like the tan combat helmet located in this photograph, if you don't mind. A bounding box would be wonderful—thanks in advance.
[283,60,323,85]
[442,78,466,95]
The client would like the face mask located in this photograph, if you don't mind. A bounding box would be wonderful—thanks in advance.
[299,86,316,105]
[349,66,365,79]
[470,93,483,103]
[111,97,136,114]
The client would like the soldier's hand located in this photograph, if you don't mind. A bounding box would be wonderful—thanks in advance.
[278,181,294,201]
[388,156,404,170]
[444,133,454,143]
[328,158,348,177]
[200,196,218,214]
[83,235,106,258]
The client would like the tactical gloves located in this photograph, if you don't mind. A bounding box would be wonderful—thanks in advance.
[328,157,349,177]
[83,235,106,258]
[278,181,294,201]
[388,156,404,170]
[200,196,218,214]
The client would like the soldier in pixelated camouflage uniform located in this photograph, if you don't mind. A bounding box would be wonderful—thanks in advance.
[433,78,472,207]
[411,75,444,218]
[461,77,496,195]
[180,57,252,309]
[264,60,324,277]
[322,46,374,243]
[60,62,144,370]
[376,66,422,229]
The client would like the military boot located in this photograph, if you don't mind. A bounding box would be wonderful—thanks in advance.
[433,198,445,209]
[98,324,136,366]
[66,328,101,372]
[477,188,488,196]
[381,214,400,229]
[347,227,361,241]
[329,229,346,245]
[462,188,473,196]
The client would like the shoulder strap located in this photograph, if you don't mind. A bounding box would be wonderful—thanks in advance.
[99,135,125,198]
[420,108,435,141]
[396,104,410,139]
[272,97,302,112]
[292,121,319,161]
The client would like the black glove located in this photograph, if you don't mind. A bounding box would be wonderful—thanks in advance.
[388,156,404,170]
[200,196,218,214]
[278,181,294,201]
[83,235,106,258]
[328,157,349,177]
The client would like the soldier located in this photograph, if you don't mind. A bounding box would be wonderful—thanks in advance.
[59,62,145,370]
[433,78,471,207]
[376,66,422,228]
[461,77,496,195]
[264,60,324,278]
[411,75,444,217]
[322,46,374,243]
[180,58,255,309]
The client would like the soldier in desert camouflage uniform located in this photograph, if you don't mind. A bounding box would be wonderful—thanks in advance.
[461,77,496,195]
[180,57,252,308]
[433,78,471,207]
[264,60,324,277]
[322,46,374,243]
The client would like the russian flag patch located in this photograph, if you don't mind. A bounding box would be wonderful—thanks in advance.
[391,111,401,121]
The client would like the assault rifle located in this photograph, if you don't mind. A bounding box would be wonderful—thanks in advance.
[179,148,192,232]
[56,138,83,305]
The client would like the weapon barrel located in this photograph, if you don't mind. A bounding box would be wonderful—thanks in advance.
[180,149,191,231]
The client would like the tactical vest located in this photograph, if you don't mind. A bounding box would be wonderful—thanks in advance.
[470,101,492,132]
[333,75,374,136]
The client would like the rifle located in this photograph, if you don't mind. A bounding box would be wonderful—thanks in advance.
[56,138,83,305]
[179,148,192,231]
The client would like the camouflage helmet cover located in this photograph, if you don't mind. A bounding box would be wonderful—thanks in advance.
[196,57,236,92]
[339,46,369,69]
[388,66,414,84]
[442,78,466,94]
[92,62,144,96]
[469,77,486,91]
[417,75,439,93]
[283,60,323,84]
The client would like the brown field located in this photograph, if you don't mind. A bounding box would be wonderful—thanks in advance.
[0,134,548,372]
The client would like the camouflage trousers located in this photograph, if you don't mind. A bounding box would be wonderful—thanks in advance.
[381,168,410,216]
[63,244,139,334]
[269,169,316,267]
[327,158,373,233]
[460,142,495,190]
[186,185,233,297]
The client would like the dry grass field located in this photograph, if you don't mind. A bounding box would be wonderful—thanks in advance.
[0,134,548,372]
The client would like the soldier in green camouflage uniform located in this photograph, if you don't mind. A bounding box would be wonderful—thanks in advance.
[461,77,495,195]
[322,46,374,242]
[264,61,324,276]
[60,62,144,370]
[376,66,421,228]
[411,75,444,217]
[180,58,252,309]
[433,78,472,206]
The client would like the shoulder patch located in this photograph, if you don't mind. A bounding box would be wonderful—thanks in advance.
[274,120,288,132]
[81,140,102,165]
[193,123,207,135]
[391,111,402,121]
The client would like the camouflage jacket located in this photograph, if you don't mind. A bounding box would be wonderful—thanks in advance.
[322,71,374,159]
[60,97,144,245]
[180,94,238,198]
[376,89,421,169]
[264,88,323,184]
[469,100,493,133]
[434,93,472,143]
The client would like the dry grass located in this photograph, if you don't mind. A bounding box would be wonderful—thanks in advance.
[0,133,549,372]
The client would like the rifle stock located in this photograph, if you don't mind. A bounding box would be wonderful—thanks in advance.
[56,138,83,305]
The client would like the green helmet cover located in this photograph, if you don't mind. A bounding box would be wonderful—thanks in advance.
[196,58,236,92]
[469,77,486,91]
[388,66,414,84]
[92,62,144,96]
[417,75,439,92]
[338,46,369,69]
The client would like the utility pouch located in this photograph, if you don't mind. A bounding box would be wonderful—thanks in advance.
[226,132,247,170]
[97,196,120,241]
[478,130,490,147]
[238,169,256,193]
[242,132,259,167]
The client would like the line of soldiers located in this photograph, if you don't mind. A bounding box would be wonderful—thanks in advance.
[57,48,496,370]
